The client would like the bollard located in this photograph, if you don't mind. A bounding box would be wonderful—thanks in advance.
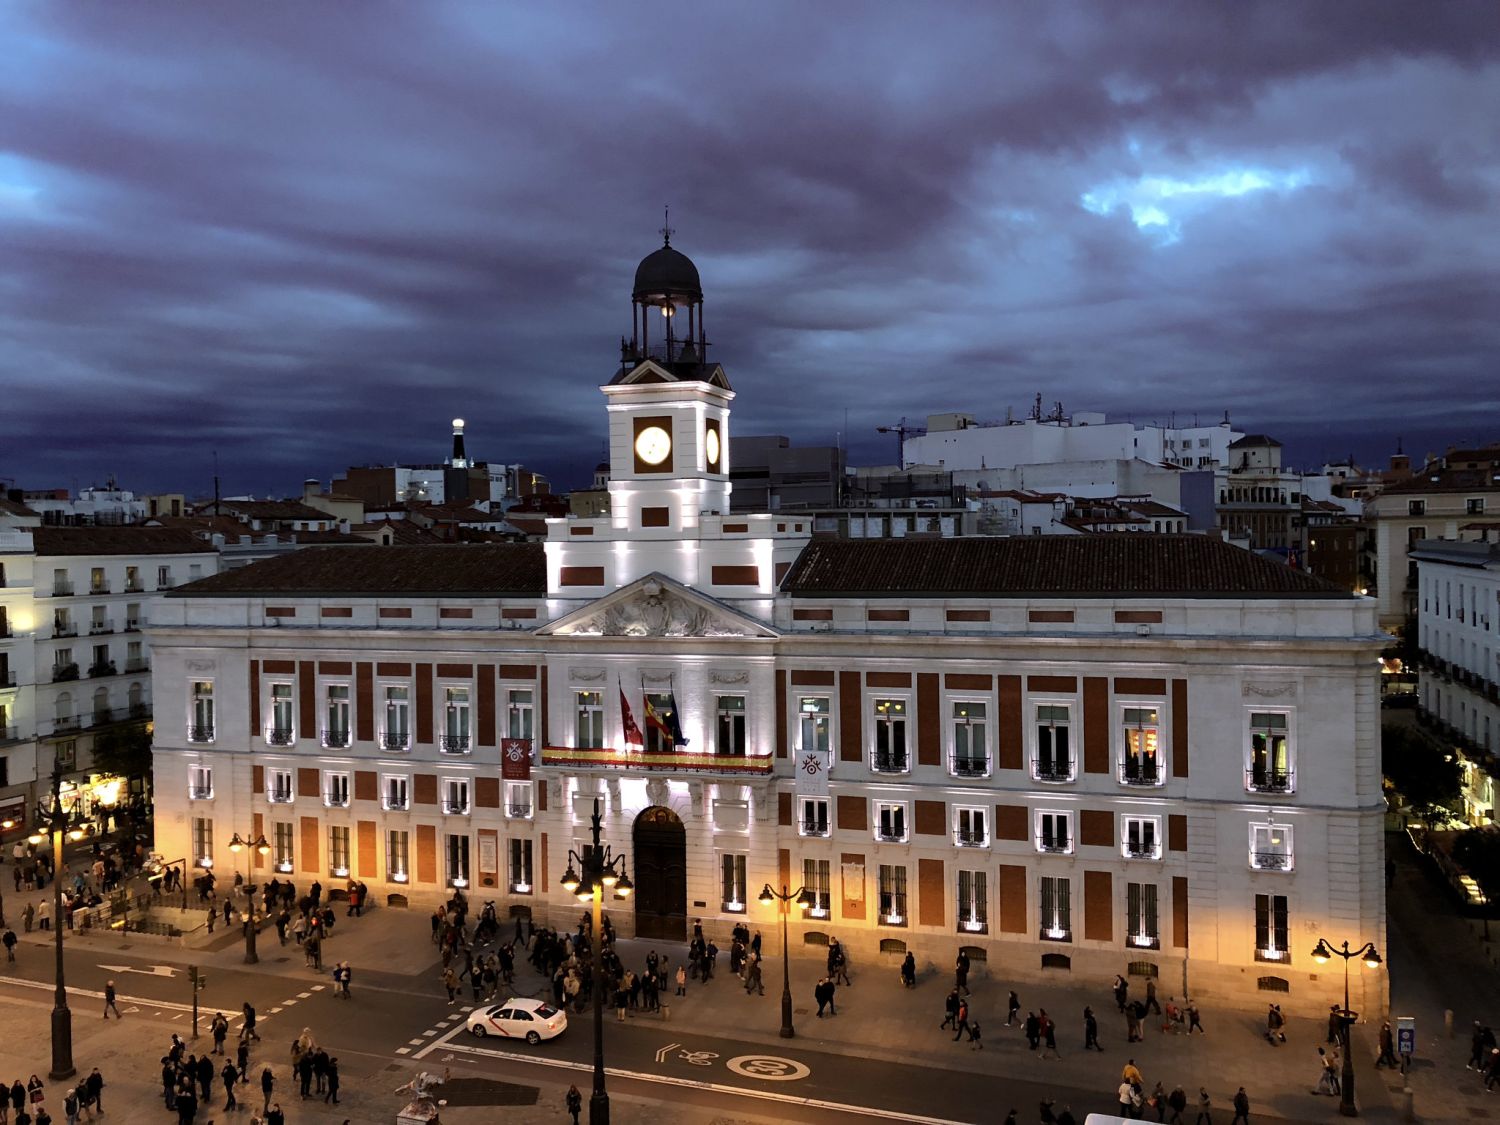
[1446,1008,1454,1038]
[1402,1086,1414,1123]
[662,1004,671,1022]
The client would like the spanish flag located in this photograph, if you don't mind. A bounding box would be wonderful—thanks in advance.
[619,686,643,746]
[644,695,674,745]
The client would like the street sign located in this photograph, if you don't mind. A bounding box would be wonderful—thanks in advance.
[1397,1015,1416,1056]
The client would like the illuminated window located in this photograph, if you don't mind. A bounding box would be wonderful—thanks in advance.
[872,699,909,772]
[1254,893,1289,962]
[1250,822,1293,871]
[802,858,831,916]
[508,838,533,893]
[955,806,988,847]
[951,701,989,776]
[384,686,410,750]
[716,695,746,756]
[874,801,907,843]
[1034,705,1073,781]
[328,826,350,877]
[799,696,831,754]
[958,869,988,934]
[799,797,829,837]
[1120,707,1162,785]
[273,822,294,872]
[324,684,351,748]
[1040,876,1071,941]
[443,687,471,753]
[507,689,534,741]
[267,768,293,805]
[445,833,470,887]
[323,771,350,809]
[1247,712,1292,792]
[720,853,747,913]
[1122,816,1161,859]
[1127,882,1160,949]
[878,864,907,926]
[575,691,604,749]
[386,830,409,883]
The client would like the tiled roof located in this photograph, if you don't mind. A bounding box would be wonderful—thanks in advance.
[1377,468,1500,496]
[780,535,1347,598]
[31,527,218,557]
[210,499,333,521]
[0,497,39,517]
[1228,434,1283,448]
[174,543,546,596]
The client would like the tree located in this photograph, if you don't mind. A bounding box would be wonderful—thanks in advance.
[89,721,154,780]
[1452,829,1500,909]
[1382,723,1462,825]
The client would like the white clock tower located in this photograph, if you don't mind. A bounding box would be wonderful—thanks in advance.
[544,233,810,607]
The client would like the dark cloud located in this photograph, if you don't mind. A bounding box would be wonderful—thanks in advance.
[1,1,1497,498]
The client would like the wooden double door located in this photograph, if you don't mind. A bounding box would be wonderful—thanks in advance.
[632,806,686,942]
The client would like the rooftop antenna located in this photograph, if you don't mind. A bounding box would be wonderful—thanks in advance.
[213,450,221,518]
[660,205,674,247]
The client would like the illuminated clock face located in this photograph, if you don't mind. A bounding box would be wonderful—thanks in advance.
[704,427,720,467]
[635,425,672,466]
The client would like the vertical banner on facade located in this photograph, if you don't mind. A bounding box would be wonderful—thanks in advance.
[502,738,532,780]
[795,746,831,796]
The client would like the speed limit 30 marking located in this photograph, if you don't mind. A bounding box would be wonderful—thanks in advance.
[725,1054,811,1081]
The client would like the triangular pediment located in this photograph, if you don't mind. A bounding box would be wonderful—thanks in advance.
[538,573,778,638]
[610,359,732,391]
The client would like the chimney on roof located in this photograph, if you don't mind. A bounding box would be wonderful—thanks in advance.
[303,478,320,500]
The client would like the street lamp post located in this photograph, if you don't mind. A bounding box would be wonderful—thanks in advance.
[227,832,270,964]
[1311,937,1383,1117]
[559,799,632,1125]
[28,765,88,1082]
[757,882,812,1038]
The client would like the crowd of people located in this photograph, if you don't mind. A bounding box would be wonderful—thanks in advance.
[0,1071,106,1125]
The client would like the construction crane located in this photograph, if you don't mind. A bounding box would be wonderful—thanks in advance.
[876,417,926,466]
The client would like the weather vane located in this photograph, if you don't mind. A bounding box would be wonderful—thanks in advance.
[660,204,674,246]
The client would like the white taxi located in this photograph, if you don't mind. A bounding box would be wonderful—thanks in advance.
[464,997,568,1044]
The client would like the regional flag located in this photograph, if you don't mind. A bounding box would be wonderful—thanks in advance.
[620,686,644,746]
[665,691,689,748]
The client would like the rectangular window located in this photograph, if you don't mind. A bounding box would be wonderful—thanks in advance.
[1120,707,1162,785]
[445,833,470,887]
[872,698,909,772]
[1248,712,1292,792]
[1250,823,1293,871]
[443,686,471,753]
[387,830,410,883]
[955,806,988,847]
[875,801,907,842]
[191,817,213,869]
[507,689,534,742]
[644,693,676,753]
[576,691,604,749]
[802,858,831,916]
[508,838,534,893]
[799,797,829,837]
[125,565,142,593]
[384,686,410,750]
[273,822,294,873]
[188,765,213,801]
[267,768,293,804]
[1127,882,1160,949]
[125,602,141,630]
[324,685,351,748]
[1035,704,1073,780]
[1254,893,1290,962]
[1408,499,1426,516]
[505,780,533,818]
[90,567,107,593]
[951,700,989,776]
[90,606,108,633]
[1123,816,1160,859]
[958,869,988,933]
[1037,811,1072,854]
[1469,498,1487,516]
[190,682,214,742]
[716,695,747,756]
[799,696,831,753]
[268,683,295,745]
[877,863,907,926]
[720,853,748,912]
[443,778,471,816]
[156,565,172,589]
[383,774,409,811]
[1040,875,1072,941]
[328,826,350,877]
[324,771,350,808]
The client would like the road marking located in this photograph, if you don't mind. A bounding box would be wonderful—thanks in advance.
[282,1000,297,1006]
[395,1047,411,1055]
[411,1021,469,1060]
[268,1008,282,1014]
[125,1006,141,1014]
[408,1039,425,1046]
[725,1055,810,1081]
[97,963,179,978]
[421,1030,438,1037]
[296,992,312,999]
[311,985,325,991]
[655,1043,682,1063]
[422,1040,967,1124]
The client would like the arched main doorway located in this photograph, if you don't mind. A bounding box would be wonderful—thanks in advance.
[632,806,686,941]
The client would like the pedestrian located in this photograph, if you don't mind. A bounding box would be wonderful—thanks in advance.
[260,1068,274,1115]
[1024,1010,1041,1050]
[900,951,916,988]
[1231,1087,1249,1125]
[206,906,216,934]
[1118,1081,1137,1119]
[565,1085,582,1125]
[1314,1047,1339,1095]
[60,1089,76,1125]
[1186,1000,1204,1034]
[1006,990,1020,1026]
[266,1101,284,1125]
[744,953,763,996]
[1145,977,1161,1015]
[241,1002,261,1041]
[221,1062,238,1111]
[967,1019,983,1050]
[953,997,973,1042]
[1326,1004,1342,1045]
[1113,973,1129,1012]
[102,980,120,1020]
[675,963,686,996]
[941,988,960,1030]
[828,938,850,986]
[1040,1009,1060,1058]
[814,977,835,1017]
[323,1058,340,1105]
[1167,1085,1188,1124]
[2,929,15,962]
[83,1071,103,1118]
[442,967,460,1004]
[1265,1004,1285,1045]
[1194,1088,1212,1125]
[954,950,970,995]
[1376,1021,1397,1068]
[1122,1059,1143,1088]
[1084,1006,1103,1051]
[236,1039,250,1084]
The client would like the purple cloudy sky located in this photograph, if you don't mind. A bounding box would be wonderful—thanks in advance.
[2,2,1497,498]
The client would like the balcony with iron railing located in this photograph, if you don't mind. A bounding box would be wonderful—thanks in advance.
[1124,839,1161,860]
[266,727,296,747]
[323,728,351,749]
[324,793,349,809]
[91,708,115,727]
[506,803,533,818]
[950,753,990,778]
[124,658,149,674]
[52,715,82,734]
[384,798,408,812]
[443,800,471,816]
[1037,834,1072,854]
[188,785,214,800]
[122,618,141,632]
[49,580,74,597]
[955,829,988,848]
[1119,760,1162,787]
[89,619,113,635]
[872,749,910,774]
[958,911,989,935]
[1251,851,1292,871]
[441,734,471,754]
[52,662,79,682]
[1246,767,1294,794]
[800,819,830,838]
[188,723,215,743]
[1033,757,1074,783]
[90,582,111,595]
[124,580,144,593]
[875,824,907,843]
[382,731,411,752]
[52,622,77,638]
[539,745,773,776]
[267,788,294,805]
[88,661,117,678]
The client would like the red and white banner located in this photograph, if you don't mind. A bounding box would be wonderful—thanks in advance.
[501,738,532,780]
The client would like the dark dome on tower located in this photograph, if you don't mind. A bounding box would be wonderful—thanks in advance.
[633,243,702,302]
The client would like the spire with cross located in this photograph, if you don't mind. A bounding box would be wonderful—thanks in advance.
[659,204,674,247]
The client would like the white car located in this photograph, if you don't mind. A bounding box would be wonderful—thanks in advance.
[465,998,567,1044]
